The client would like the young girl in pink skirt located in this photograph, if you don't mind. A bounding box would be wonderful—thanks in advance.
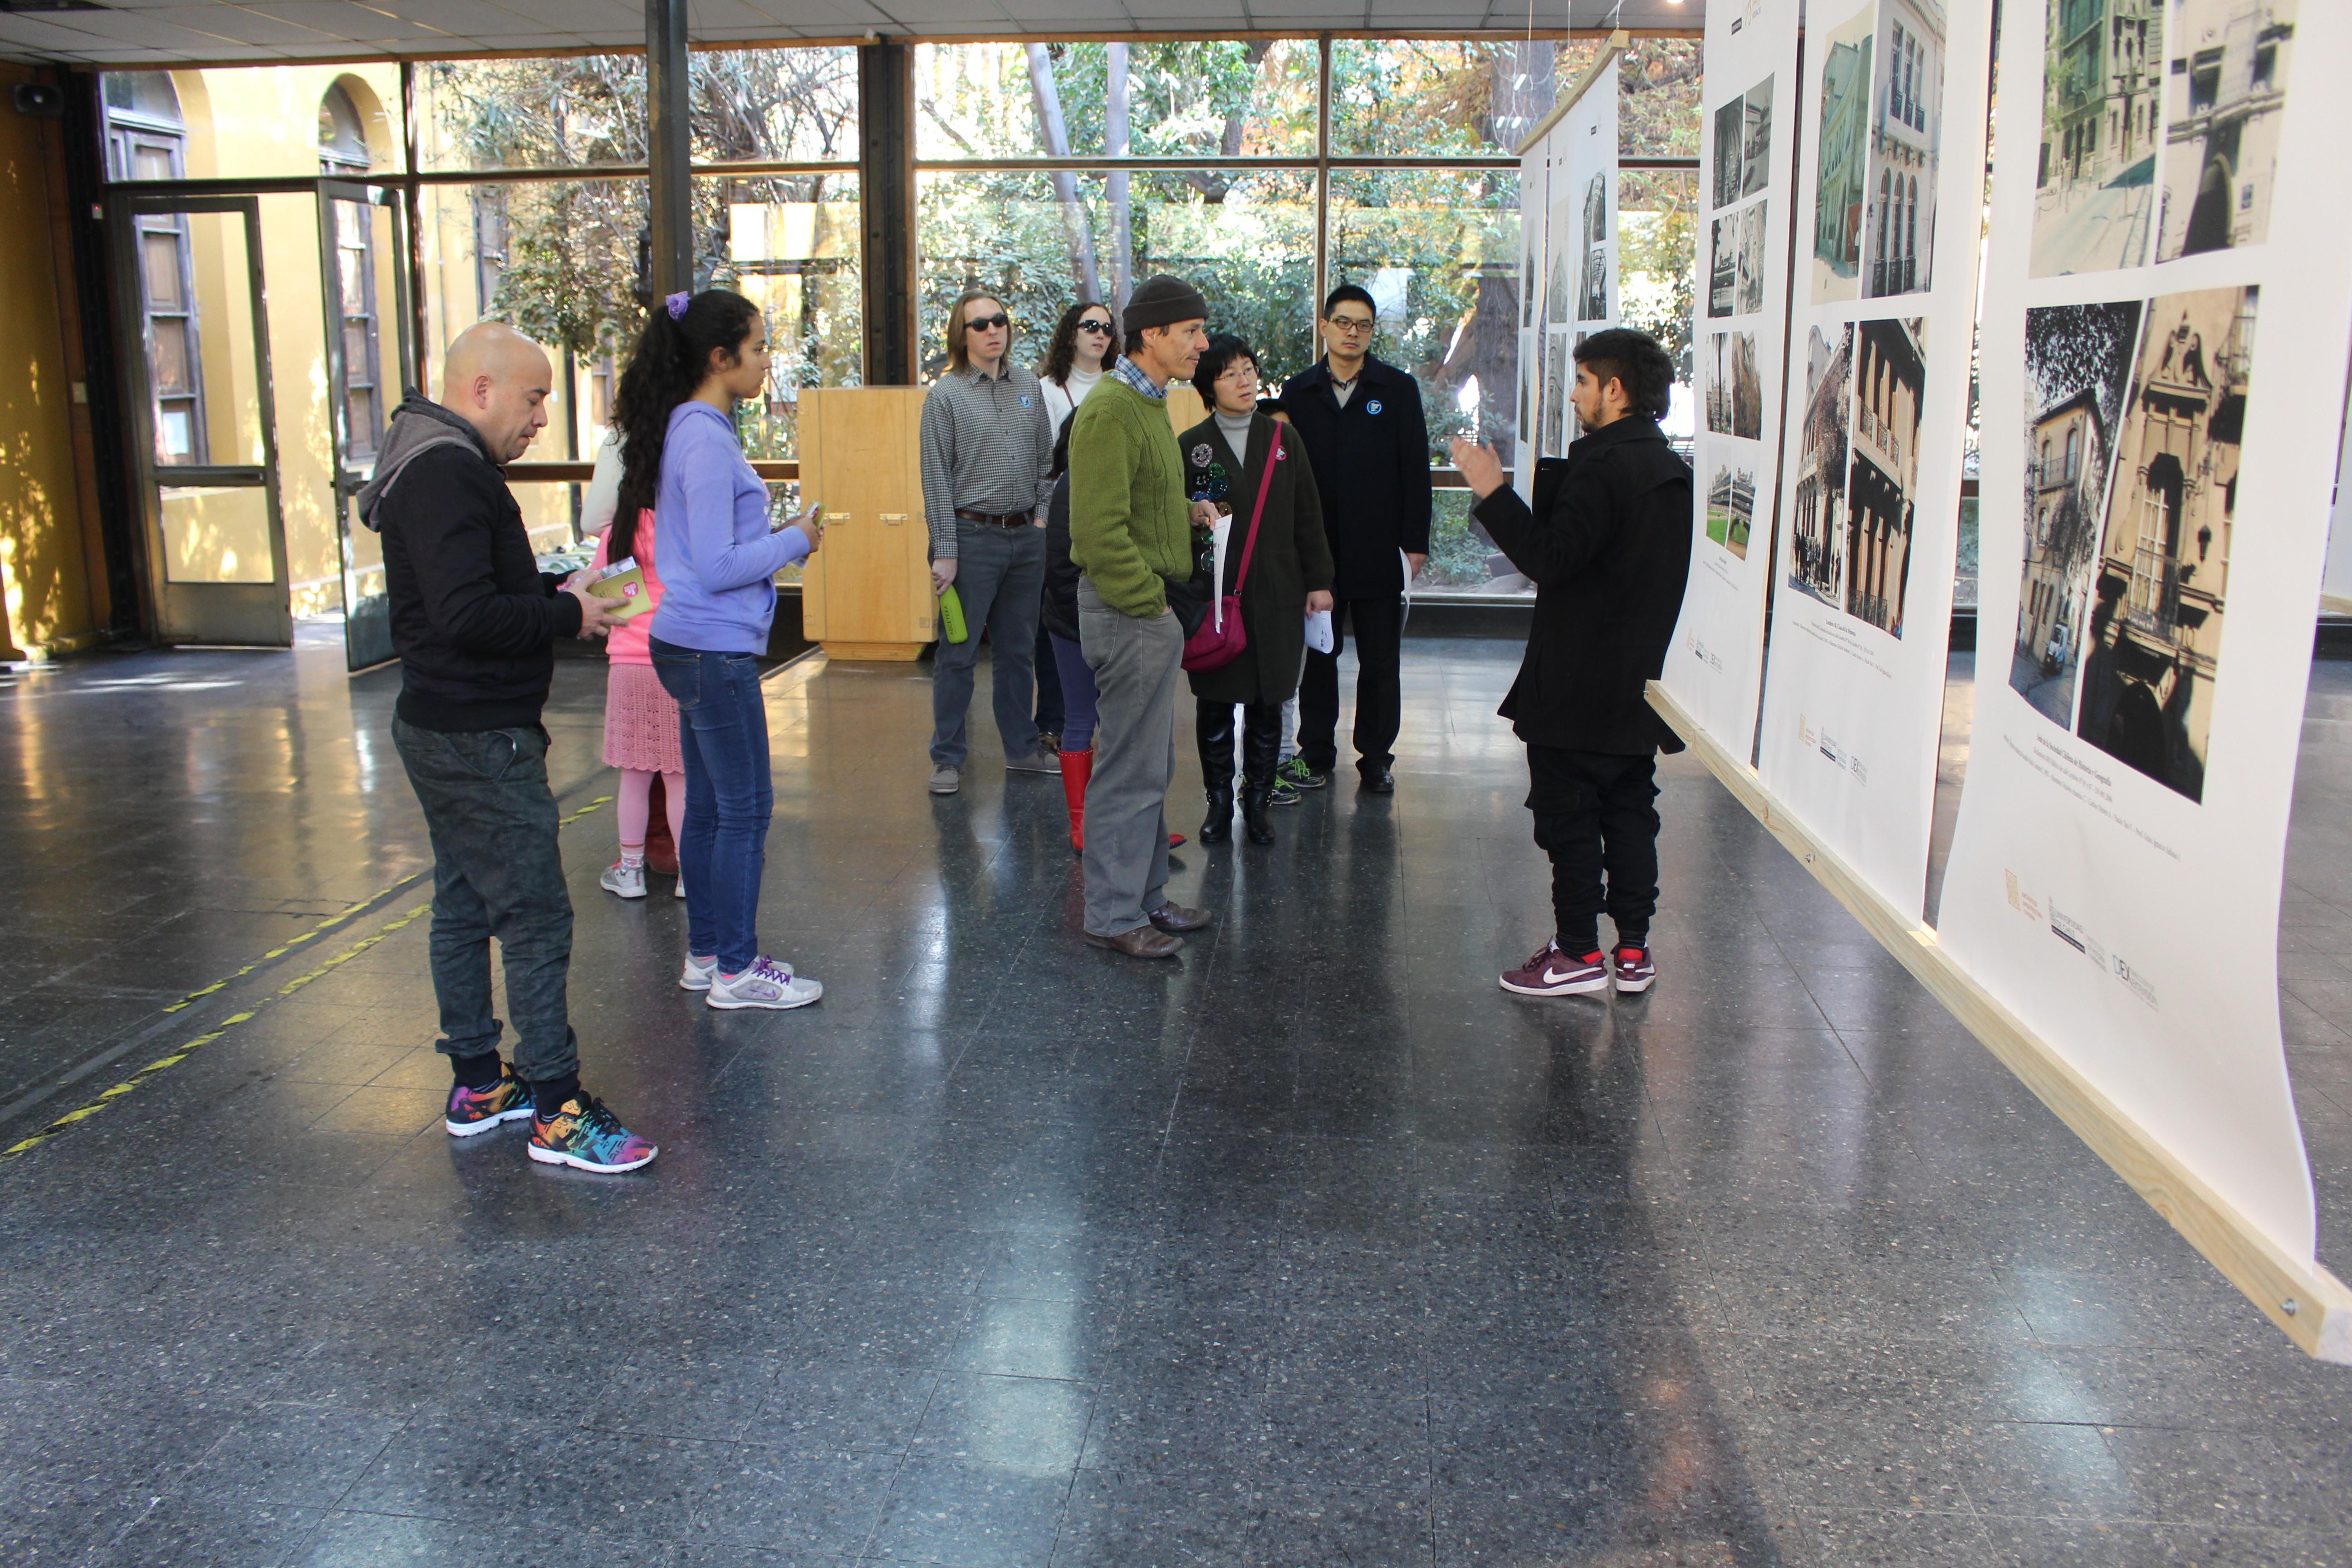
[590,497,686,900]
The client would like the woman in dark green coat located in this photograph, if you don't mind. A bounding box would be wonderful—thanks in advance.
[1182,335,1335,846]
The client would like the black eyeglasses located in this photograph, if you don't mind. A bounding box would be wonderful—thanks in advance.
[1077,320,1113,335]
[966,313,1010,332]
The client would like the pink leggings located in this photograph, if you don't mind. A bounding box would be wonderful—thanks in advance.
[617,767,686,857]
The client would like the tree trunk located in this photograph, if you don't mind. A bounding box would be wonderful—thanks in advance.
[1106,44,1133,310]
[1024,45,1103,304]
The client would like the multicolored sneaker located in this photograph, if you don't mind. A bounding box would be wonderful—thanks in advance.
[444,1065,534,1137]
[1269,775,1303,807]
[528,1093,658,1173]
[1499,941,1611,998]
[706,956,823,1011]
[600,861,647,900]
[1275,756,1327,791]
[1613,943,1658,994]
[678,953,717,992]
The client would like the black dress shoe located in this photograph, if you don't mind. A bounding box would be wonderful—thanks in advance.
[1147,901,1213,933]
[1360,769,1395,794]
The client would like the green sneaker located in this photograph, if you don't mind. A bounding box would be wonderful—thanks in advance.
[1276,756,1327,791]
[1269,776,1302,808]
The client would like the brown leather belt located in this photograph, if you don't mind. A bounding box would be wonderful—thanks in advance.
[956,508,1032,528]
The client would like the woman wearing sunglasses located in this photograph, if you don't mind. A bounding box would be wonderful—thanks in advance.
[1038,301,1118,436]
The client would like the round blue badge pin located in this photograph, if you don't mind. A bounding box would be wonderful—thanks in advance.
[1367,399,1383,415]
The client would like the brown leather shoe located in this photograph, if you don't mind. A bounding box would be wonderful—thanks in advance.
[1147,902,1212,934]
[1084,926,1185,959]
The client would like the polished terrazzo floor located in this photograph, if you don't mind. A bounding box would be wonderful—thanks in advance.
[0,627,2346,1567]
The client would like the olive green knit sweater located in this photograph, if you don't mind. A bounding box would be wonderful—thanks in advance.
[1067,376,1191,619]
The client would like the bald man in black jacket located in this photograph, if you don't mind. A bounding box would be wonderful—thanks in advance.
[1451,328,1692,1001]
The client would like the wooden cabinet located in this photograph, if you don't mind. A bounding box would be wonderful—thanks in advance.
[798,387,934,661]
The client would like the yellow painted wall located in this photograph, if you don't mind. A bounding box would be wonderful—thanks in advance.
[0,63,97,655]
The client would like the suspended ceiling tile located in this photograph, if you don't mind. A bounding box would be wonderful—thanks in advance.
[17,8,269,50]
[122,5,334,46]
[731,0,887,28]
[243,3,453,42]
[358,0,541,37]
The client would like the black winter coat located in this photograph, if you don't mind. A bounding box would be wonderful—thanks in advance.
[1180,413,1335,706]
[1277,356,1432,600]
[373,399,581,731]
[1042,473,1080,643]
[1470,414,1693,755]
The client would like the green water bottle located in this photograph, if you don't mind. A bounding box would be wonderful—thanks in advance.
[938,584,968,643]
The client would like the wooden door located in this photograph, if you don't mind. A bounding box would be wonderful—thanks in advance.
[799,387,933,659]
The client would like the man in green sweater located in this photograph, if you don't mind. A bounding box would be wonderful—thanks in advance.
[1068,274,1216,957]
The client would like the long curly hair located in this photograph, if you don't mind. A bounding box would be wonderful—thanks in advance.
[1038,299,1116,388]
[609,289,761,564]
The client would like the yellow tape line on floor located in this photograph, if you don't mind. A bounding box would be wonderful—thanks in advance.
[0,793,615,1162]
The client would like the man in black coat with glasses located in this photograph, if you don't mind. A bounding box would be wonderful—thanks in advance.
[1450,328,1693,1000]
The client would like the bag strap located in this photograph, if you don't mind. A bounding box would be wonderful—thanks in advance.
[1230,424,1280,595]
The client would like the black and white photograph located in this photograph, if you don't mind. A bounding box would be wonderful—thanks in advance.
[2011,299,2144,725]
[1542,330,1568,459]
[1737,201,1769,315]
[1861,0,1945,299]
[2077,285,2255,800]
[2031,0,2164,276]
[1842,316,1927,635]
[1730,329,1762,439]
[1740,73,1776,198]
[2155,0,2294,262]
[1714,96,1745,209]
[1709,213,1738,318]
[1546,192,1574,325]
[1789,323,1854,607]
[1578,171,1610,322]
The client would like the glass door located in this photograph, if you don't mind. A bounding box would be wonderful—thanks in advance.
[113,193,291,647]
[318,178,416,671]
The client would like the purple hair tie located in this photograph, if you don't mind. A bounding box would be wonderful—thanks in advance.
[665,291,691,320]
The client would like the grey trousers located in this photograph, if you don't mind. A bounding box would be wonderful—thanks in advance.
[1078,576,1180,937]
[931,519,1046,768]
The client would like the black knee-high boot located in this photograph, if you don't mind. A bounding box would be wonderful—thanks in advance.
[1196,701,1235,845]
[1240,701,1280,845]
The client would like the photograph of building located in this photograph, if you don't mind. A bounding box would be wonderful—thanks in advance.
[1707,462,1757,558]
[1862,0,1945,299]
[1812,5,1876,302]
[2155,0,2294,261]
[1843,316,1926,634]
[1709,212,1738,318]
[1706,332,1733,433]
[1542,330,1568,459]
[1730,329,1763,438]
[2031,0,2164,276]
[1737,201,1769,314]
[1578,171,1611,322]
[1741,74,1776,197]
[1547,190,1574,325]
[1790,323,1855,606]
[2077,286,2255,800]
[2012,299,2143,725]
[1715,96,1745,209]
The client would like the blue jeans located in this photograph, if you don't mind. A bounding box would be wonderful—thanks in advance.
[931,520,1045,767]
[1049,632,1098,751]
[649,637,771,973]
[390,717,578,1088]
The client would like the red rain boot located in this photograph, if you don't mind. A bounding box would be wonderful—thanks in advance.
[1059,749,1092,854]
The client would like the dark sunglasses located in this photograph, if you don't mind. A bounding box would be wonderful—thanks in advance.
[965,312,1011,332]
[1076,319,1113,334]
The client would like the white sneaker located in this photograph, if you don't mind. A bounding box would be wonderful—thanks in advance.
[678,953,717,991]
[674,874,686,901]
[706,955,823,1010]
[601,861,647,900]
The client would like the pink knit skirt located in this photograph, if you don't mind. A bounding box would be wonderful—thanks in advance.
[602,661,684,774]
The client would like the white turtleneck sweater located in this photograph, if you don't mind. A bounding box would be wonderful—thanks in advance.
[1040,364,1104,435]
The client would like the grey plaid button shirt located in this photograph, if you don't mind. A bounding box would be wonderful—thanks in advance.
[918,361,1056,559]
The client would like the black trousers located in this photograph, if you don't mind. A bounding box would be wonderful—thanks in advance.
[1526,744,1660,954]
[1299,593,1403,776]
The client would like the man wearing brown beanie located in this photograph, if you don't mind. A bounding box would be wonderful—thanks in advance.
[1067,274,1216,957]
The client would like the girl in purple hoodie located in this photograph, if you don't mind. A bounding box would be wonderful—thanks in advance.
[612,289,822,1011]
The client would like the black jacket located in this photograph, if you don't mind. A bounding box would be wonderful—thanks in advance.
[369,395,582,731]
[1179,412,1334,706]
[1277,356,1432,599]
[1470,414,1693,755]
[1042,472,1080,643]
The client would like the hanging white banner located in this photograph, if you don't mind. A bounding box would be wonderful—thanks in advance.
[1940,0,2350,1262]
[1661,0,1803,755]
[1515,48,1621,500]
[1754,0,1991,912]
